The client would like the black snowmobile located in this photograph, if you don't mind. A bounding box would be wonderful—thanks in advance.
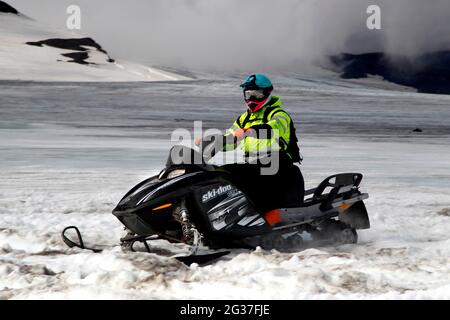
[62,142,370,265]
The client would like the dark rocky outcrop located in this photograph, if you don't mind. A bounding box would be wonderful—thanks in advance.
[26,38,115,65]
[61,52,90,65]
[330,51,450,95]
[27,38,108,55]
[0,1,18,14]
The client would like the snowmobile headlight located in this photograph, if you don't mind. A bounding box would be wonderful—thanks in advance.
[167,169,186,179]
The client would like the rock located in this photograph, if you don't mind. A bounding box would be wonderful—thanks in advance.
[26,38,115,65]
[437,208,450,217]
[62,51,91,65]
[329,51,450,95]
[0,1,18,14]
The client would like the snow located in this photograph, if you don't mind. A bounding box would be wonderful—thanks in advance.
[0,74,450,299]
[0,12,189,82]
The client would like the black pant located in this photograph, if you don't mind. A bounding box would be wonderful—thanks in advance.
[222,156,305,212]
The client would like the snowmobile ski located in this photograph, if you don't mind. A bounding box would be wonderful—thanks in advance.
[61,226,229,266]
[62,226,105,253]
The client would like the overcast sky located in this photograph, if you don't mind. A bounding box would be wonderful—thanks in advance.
[8,0,450,72]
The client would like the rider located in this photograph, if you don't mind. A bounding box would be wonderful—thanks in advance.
[221,74,305,211]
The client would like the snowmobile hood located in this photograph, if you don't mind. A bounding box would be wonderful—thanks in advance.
[115,174,184,211]
[112,170,214,213]
[134,172,202,206]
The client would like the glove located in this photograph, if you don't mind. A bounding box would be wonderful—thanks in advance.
[245,128,256,138]
[232,128,256,140]
[232,128,246,139]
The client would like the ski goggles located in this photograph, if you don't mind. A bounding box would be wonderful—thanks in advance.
[244,89,265,100]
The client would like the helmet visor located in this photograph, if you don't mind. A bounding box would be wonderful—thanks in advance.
[244,89,265,101]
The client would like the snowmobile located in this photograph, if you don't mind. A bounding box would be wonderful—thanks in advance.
[62,142,370,265]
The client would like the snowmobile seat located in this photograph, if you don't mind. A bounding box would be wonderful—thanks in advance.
[313,173,362,198]
[313,173,363,210]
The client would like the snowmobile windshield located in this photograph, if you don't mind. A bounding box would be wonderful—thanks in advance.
[166,145,215,171]
[166,145,203,167]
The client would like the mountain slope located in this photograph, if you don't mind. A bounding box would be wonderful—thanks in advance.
[0,1,187,82]
[329,51,450,94]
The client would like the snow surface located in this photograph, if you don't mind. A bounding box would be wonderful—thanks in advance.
[0,12,188,82]
[0,75,449,299]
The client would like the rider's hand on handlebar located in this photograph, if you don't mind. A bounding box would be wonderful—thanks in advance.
[232,128,256,140]
[245,128,256,138]
[232,129,245,139]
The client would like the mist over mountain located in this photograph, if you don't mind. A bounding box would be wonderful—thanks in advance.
[0,1,187,81]
[9,0,450,72]
[4,0,450,92]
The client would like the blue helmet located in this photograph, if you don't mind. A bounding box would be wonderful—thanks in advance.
[240,74,273,91]
[240,74,274,112]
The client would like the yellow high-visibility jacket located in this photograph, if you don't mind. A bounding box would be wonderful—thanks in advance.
[224,96,301,162]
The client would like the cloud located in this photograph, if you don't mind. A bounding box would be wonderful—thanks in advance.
[8,0,450,71]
